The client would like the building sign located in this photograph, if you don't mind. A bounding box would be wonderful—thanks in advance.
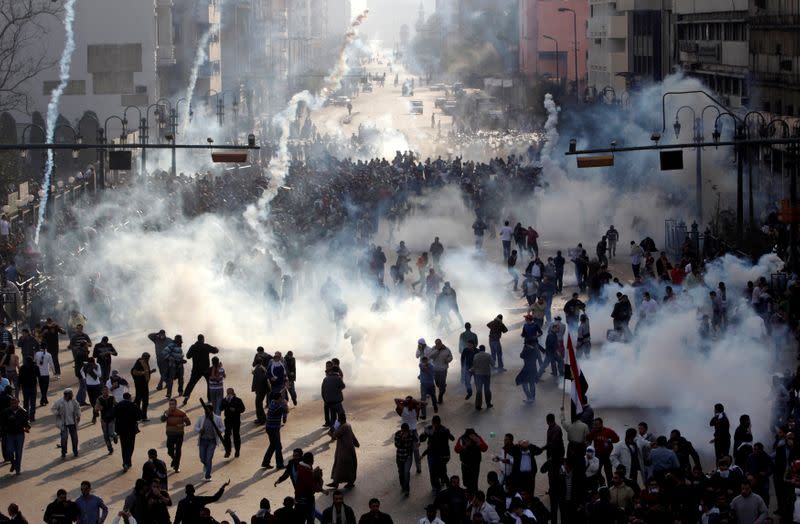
[698,43,720,63]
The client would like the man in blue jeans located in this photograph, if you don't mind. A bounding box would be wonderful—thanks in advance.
[263,392,288,468]
[486,315,508,371]
[0,397,30,474]
[470,345,493,410]
[195,403,223,480]
[418,357,438,419]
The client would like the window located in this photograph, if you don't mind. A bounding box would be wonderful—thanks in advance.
[788,105,795,117]
[781,59,792,71]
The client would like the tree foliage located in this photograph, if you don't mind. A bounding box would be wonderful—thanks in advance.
[0,0,62,113]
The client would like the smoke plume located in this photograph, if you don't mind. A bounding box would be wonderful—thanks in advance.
[36,0,77,244]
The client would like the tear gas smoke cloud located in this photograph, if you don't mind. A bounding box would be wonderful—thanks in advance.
[580,253,784,445]
[36,0,77,245]
[49,182,514,389]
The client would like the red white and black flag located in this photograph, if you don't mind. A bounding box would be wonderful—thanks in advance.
[564,334,589,414]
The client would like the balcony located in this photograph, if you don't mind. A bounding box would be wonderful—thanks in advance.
[610,51,628,74]
[198,61,221,78]
[608,15,628,39]
[749,14,800,28]
[157,45,176,66]
[751,70,800,88]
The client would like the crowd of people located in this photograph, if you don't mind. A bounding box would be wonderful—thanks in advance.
[0,207,796,523]
[0,100,796,524]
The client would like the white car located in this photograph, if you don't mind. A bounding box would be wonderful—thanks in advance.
[410,100,424,115]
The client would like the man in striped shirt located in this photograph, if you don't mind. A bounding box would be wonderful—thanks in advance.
[394,422,417,497]
[262,392,288,469]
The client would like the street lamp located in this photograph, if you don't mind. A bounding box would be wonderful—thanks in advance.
[558,7,580,104]
[713,111,747,243]
[542,35,560,88]
[124,106,145,175]
[743,111,769,229]
[20,124,46,160]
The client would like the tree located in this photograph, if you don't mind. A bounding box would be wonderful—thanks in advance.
[0,0,62,113]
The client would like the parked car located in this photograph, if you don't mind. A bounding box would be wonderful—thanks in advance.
[434,97,447,109]
[363,83,373,93]
[334,96,351,106]
[410,100,424,115]
[430,83,446,91]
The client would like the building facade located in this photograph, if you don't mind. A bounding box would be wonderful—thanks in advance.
[519,0,588,95]
[675,0,748,107]
[13,0,161,126]
[587,0,673,99]
[749,0,800,116]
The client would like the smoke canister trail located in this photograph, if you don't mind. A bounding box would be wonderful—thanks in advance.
[540,93,560,160]
[36,0,78,245]
[245,10,370,235]
[181,30,212,135]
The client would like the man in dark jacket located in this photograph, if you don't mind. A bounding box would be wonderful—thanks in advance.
[43,489,80,524]
[486,315,508,371]
[17,356,39,421]
[252,357,270,424]
[357,498,393,524]
[321,369,345,427]
[710,403,731,461]
[0,397,30,474]
[668,429,701,473]
[220,387,245,457]
[131,352,154,420]
[173,481,230,524]
[40,319,66,377]
[181,334,219,406]
[321,491,357,524]
[434,475,468,524]
[148,330,172,391]
[114,392,142,472]
[419,415,455,494]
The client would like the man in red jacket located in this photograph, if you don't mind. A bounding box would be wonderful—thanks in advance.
[587,417,619,485]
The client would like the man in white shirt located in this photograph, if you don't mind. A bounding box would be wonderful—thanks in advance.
[34,348,55,405]
[416,338,433,361]
[499,221,513,260]
[468,491,500,524]
[0,214,10,242]
[638,292,658,325]
[419,504,445,524]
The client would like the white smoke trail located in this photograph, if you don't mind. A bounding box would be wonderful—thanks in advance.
[244,11,370,242]
[35,0,78,245]
[540,93,560,160]
[180,30,213,135]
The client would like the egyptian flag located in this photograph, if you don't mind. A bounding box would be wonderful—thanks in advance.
[564,334,589,414]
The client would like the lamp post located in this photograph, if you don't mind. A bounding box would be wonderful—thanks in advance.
[205,89,221,127]
[558,7,580,104]
[712,112,746,244]
[168,108,178,175]
[103,115,127,189]
[77,113,101,191]
[542,35,560,89]
[124,106,144,175]
[674,105,701,221]
[743,111,768,230]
